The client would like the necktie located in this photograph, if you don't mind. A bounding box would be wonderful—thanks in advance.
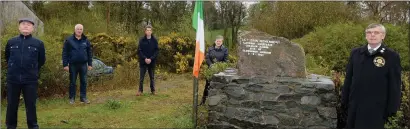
[369,49,375,54]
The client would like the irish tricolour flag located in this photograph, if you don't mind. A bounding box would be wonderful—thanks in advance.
[192,0,204,78]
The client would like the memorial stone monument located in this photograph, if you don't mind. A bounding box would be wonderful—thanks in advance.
[206,30,337,129]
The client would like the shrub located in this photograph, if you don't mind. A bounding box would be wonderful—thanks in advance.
[104,59,140,90]
[88,33,137,67]
[202,62,235,80]
[157,32,195,73]
[293,22,409,72]
[384,72,409,129]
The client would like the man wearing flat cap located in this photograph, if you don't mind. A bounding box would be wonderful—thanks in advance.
[4,18,46,129]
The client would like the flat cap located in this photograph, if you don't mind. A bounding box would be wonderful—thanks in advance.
[18,18,35,25]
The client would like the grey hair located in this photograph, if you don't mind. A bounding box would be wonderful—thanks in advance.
[366,23,386,34]
[75,24,83,30]
[215,35,223,40]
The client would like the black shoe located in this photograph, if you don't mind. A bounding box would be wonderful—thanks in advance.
[80,99,90,104]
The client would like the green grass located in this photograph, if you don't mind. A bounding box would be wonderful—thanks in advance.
[1,74,206,128]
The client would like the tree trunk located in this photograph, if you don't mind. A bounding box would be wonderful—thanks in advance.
[232,3,244,49]
[407,2,410,86]
[106,2,110,32]
[231,26,234,50]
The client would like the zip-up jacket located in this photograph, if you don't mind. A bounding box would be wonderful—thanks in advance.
[62,33,93,67]
[5,34,46,84]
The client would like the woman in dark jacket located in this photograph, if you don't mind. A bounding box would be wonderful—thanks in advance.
[199,35,229,105]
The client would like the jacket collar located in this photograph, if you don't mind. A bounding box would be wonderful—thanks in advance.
[144,34,155,40]
[19,34,32,39]
[359,43,386,55]
[72,33,87,40]
[212,45,225,50]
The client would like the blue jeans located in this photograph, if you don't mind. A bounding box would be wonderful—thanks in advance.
[69,63,88,100]
[6,82,39,129]
[139,64,155,93]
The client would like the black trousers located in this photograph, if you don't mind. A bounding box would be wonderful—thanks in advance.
[200,79,210,104]
[6,82,39,129]
[139,64,155,93]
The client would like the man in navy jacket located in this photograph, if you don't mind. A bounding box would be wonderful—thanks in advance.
[136,25,159,96]
[5,18,46,129]
[62,24,93,104]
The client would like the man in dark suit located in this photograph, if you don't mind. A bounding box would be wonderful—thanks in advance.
[136,25,159,96]
[341,23,402,128]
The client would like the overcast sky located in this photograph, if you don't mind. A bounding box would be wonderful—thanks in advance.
[243,1,258,9]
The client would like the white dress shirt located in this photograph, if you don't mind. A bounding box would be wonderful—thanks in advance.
[368,43,381,52]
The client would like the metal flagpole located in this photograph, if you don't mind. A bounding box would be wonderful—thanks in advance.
[193,76,198,128]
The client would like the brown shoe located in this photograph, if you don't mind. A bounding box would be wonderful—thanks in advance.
[136,91,142,96]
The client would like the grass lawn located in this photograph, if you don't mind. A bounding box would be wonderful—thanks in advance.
[1,74,207,128]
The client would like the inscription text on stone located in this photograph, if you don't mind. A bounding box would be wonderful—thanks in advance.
[241,38,279,57]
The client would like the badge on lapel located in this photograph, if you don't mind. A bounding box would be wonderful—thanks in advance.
[373,56,385,67]
[380,48,385,53]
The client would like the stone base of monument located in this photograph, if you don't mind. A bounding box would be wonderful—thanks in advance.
[206,69,337,129]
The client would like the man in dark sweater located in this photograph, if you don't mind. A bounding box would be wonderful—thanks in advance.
[5,18,46,129]
[137,25,159,96]
[62,24,93,104]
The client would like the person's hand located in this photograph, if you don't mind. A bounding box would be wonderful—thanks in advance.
[88,66,92,71]
[145,58,151,64]
[145,58,149,64]
[64,66,69,72]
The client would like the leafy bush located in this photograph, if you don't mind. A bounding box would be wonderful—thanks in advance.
[384,72,409,129]
[250,2,360,39]
[202,62,235,80]
[157,32,195,73]
[385,111,406,129]
[88,33,137,67]
[294,22,409,72]
[105,59,140,90]
[174,52,193,73]
[402,73,410,128]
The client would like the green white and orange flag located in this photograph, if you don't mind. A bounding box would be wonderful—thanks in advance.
[192,0,205,78]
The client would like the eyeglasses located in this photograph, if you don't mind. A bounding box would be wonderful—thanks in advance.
[365,31,383,35]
